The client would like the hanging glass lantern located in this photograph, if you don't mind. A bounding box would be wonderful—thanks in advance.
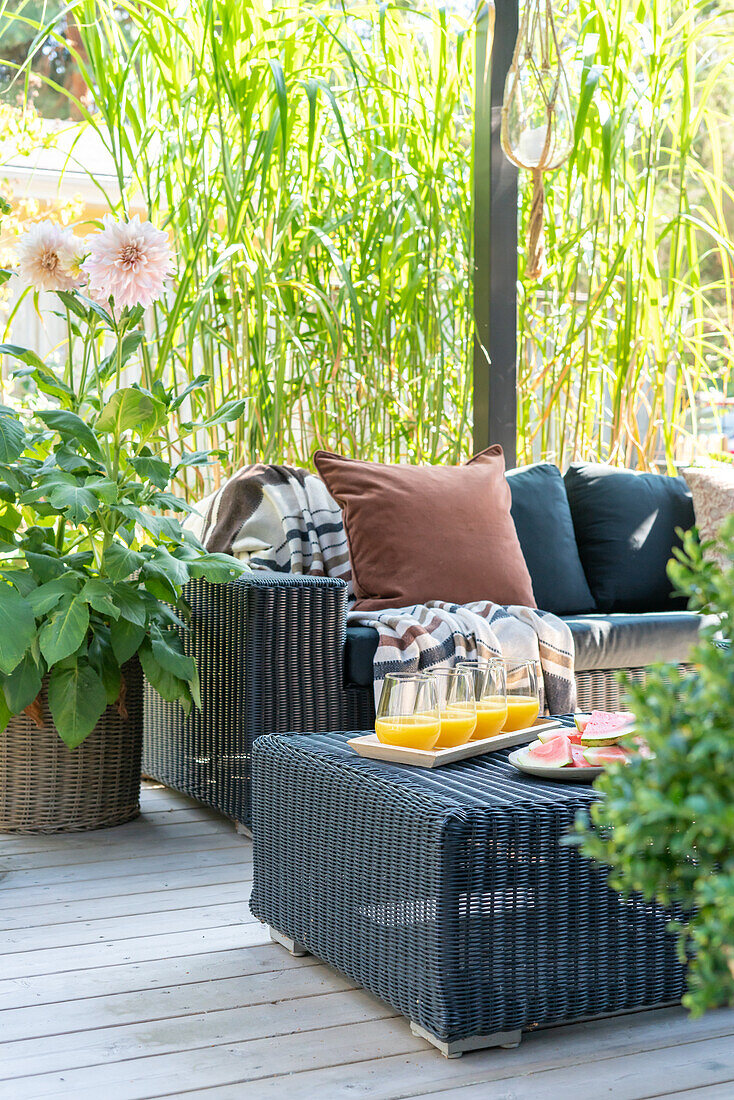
[501,0,574,280]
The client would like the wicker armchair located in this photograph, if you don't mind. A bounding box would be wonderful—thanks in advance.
[143,574,373,827]
[143,574,694,827]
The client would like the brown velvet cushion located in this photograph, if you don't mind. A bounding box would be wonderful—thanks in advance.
[313,446,536,611]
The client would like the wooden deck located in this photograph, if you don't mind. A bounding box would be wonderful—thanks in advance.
[1,781,733,1100]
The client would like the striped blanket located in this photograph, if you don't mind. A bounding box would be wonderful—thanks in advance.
[192,464,576,714]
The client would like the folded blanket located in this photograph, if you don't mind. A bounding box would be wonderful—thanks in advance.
[193,464,576,715]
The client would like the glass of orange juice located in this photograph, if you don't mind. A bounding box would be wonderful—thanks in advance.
[375,673,440,750]
[431,668,477,747]
[499,658,540,731]
[461,660,508,740]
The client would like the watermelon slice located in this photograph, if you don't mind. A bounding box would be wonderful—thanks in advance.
[538,725,582,745]
[579,711,635,747]
[521,734,574,768]
[582,745,630,766]
[570,744,588,768]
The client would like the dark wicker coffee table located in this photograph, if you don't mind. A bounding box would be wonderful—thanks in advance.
[250,727,685,1057]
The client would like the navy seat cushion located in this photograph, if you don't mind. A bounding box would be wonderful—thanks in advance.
[506,463,596,615]
[564,463,695,613]
[344,611,706,685]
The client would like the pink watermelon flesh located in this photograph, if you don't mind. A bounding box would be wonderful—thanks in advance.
[538,726,582,745]
[524,735,574,768]
[579,711,635,746]
[570,745,587,767]
[582,745,630,767]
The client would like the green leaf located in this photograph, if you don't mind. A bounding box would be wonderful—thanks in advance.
[189,397,248,429]
[98,332,145,381]
[111,584,148,627]
[110,616,146,664]
[116,504,183,543]
[10,360,73,402]
[0,583,37,674]
[81,577,121,620]
[0,344,47,372]
[3,568,38,597]
[88,629,122,705]
[39,596,90,666]
[23,551,65,584]
[148,492,196,514]
[3,651,43,712]
[129,455,171,490]
[170,374,210,411]
[139,641,192,713]
[0,687,11,733]
[144,546,190,587]
[150,634,196,683]
[28,573,83,617]
[83,476,118,505]
[187,553,247,583]
[97,388,156,435]
[48,660,108,748]
[25,471,98,524]
[0,413,26,463]
[102,542,145,582]
[142,569,179,603]
[55,290,88,319]
[37,410,104,461]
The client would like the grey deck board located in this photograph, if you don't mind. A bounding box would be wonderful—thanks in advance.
[1,781,732,1100]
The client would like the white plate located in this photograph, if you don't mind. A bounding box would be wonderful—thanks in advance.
[508,747,603,783]
[348,718,564,769]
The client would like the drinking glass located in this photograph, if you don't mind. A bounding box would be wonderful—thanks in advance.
[431,667,477,748]
[465,660,508,740]
[499,658,540,731]
[375,673,440,750]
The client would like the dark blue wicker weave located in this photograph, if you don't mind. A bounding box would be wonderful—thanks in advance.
[142,574,373,825]
[250,727,685,1046]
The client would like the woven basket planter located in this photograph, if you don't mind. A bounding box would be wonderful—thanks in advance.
[0,659,144,834]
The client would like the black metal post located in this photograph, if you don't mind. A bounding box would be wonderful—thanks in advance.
[473,0,518,467]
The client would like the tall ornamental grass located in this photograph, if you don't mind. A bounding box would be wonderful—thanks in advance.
[2,0,733,483]
[518,0,734,470]
[4,0,475,488]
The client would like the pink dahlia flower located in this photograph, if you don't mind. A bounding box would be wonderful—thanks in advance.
[16,221,85,293]
[82,215,173,310]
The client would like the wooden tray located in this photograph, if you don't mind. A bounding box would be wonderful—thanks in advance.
[347,718,564,769]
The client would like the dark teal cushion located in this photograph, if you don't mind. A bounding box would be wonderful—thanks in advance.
[506,463,596,615]
[344,626,379,687]
[564,463,695,613]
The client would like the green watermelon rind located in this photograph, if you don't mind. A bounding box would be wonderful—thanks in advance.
[576,711,635,746]
[579,724,636,747]
[581,745,631,767]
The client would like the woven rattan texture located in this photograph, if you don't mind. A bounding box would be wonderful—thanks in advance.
[0,659,143,833]
[575,664,695,711]
[143,575,373,825]
[250,729,686,1044]
[142,576,696,827]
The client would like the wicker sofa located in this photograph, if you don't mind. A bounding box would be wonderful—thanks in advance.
[143,461,704,828]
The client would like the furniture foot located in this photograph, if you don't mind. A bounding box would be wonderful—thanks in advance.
[410,1022,522,1058]
[235,822,253,839]
[269,927,310,957]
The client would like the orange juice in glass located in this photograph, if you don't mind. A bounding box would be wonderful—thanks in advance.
[457,659,509,740]
[500,659,540,731]
[432,668,477,748]
[375,674,440,751]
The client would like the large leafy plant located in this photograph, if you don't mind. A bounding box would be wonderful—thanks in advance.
[0,217,247,747]
[579,517,734,1015]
